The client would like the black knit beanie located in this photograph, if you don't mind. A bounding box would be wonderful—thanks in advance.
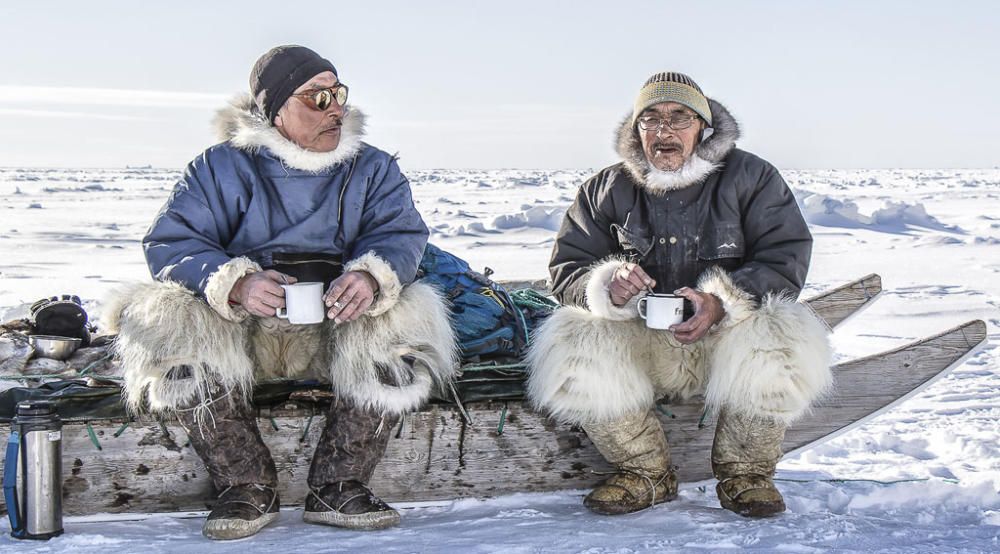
[250,45,337,124]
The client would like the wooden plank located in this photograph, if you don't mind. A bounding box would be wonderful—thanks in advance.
[10,404,612,515]
[1,319,984,516]
[784,319,988,457]
[803,273,882,329]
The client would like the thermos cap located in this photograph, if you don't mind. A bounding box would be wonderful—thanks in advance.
[16,400,56,417]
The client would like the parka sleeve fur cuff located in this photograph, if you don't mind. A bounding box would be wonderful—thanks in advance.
[696,266,756,329]
[204,256,261,323]
[584,257,639,320]
[346,251,403,317]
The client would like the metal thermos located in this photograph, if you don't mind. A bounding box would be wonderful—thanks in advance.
[4,400,64,540]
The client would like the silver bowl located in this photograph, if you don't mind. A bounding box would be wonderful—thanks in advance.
[29,335,82,361]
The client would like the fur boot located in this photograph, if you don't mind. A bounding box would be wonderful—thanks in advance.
[175,384,280,540]
[711,409,787,517]
[304,481,399,531]
[304,397,400,530]
[202,484,280,541]
[582,409,678,515]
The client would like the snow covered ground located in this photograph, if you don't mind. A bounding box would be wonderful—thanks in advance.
[1,166,998,552]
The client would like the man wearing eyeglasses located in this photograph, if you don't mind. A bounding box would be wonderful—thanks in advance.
[528,72,831,517]
[108,45,456,539]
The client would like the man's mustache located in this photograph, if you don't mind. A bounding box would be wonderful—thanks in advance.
[652,141,683,151]
[321,119,343,133]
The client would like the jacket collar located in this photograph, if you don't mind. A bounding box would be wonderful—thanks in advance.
[615,98,740,194]
[213,93,366,173]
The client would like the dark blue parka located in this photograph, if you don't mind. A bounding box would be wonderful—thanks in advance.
[143,100,428,298]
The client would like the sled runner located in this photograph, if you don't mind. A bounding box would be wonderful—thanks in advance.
[0,274,987,516]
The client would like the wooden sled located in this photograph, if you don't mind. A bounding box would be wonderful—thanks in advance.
[0,275,988,516]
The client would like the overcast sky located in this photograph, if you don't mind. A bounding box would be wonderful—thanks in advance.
[1,1,998,170]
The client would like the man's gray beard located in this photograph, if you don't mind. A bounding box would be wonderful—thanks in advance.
[643,154,719,194]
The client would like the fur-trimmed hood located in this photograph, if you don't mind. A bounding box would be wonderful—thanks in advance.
[615,98,741,193]
[212,93,367,173]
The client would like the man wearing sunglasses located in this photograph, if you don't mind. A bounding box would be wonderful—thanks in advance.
[108,45,456,539]
[528,72,831,517]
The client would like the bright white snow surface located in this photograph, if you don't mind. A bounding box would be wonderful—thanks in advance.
[1,167,998,552]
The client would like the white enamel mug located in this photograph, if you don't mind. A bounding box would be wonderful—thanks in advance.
[637,293,685,330]
[275,282,325,324]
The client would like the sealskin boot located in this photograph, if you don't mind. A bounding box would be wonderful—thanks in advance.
[582,409,678,515]
[174,380,281,540]
[203,484,280,540]
[304,397,400,529]
[712,409,787,518]
[304,480,400,530]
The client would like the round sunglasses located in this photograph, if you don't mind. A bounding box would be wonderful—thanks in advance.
[291,83,349,111]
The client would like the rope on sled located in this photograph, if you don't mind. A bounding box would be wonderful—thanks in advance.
[510,289,558,311]
[113,421,131,437]
[655,398,677,419]
[300,414,315,442]
[509,288,559,344]
[77,353,114,377]
[449,381,474,425]
[497,403,508,435]
[395,413,405,439]
[85,423,102,451]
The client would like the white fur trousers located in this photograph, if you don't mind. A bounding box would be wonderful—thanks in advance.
[527,278,832,426]
[105,281,458,416]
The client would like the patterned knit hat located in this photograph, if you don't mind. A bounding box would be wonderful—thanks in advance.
[632,72,712,127]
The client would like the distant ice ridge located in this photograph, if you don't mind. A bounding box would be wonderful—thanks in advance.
[431,204,567,237]
[795,189,963,234]
[410,169,587,239]
[491,205,566,231]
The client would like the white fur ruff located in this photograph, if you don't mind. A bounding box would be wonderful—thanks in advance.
[215,94,366,173]
[204,256,261,322]
[327,282,458,416]
[644,154,719,194]
[104,281,255,414]
[696,266,756,329]
[584,257,640,320]
[345,252,402,317]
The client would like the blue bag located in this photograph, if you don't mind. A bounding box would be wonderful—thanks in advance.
[417,244,549,362]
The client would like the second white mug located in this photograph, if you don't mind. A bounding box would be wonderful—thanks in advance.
[637,293,685,330]
[276,282,325,325]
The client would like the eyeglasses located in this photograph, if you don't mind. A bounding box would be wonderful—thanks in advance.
[637,112,699,132]
[291,83,349,111]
